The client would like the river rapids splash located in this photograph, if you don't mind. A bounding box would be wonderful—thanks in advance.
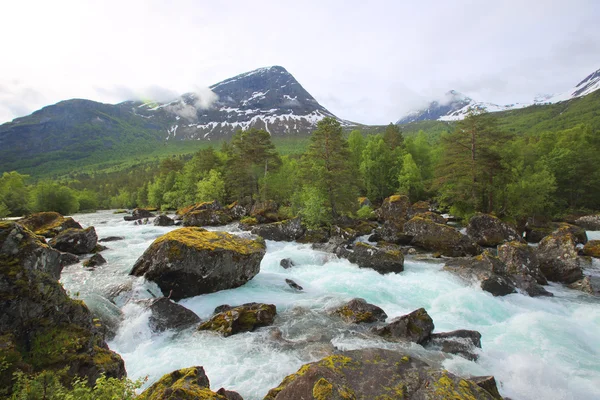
[59,211,600,400]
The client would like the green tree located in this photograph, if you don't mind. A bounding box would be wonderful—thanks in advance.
[398,153,424,201]
[76,190,99,211]
[504,163,556,222]
[359,135,397,202]
[347,129,365,172]
[30,181,79,215]
[0,171,30,216]
[196,169,226,203]
[300,117,357,220]
[383,123,404,150]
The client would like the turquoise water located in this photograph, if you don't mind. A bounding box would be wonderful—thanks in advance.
[60,211,600,400]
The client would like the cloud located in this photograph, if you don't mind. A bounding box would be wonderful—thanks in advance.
[0,83,46,123]
[164,87,219,121]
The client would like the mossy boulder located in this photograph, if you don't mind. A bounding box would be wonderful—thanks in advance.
[332,298,387,324]
[83,253,106,268]
[124,207,156,221]
[154,214,175,226]
[130,228,266,301]
[263,348,499,400]
[48,226,98,255]
[526,222,587,244]
[177,200,222,216]
[377,194,410,223]
[583,240,600,258]
[372,308,434,344]
[137,297,201,332]
[536,228,583,284]
[467,213,522,247]
[574,214,600,231]
[404,216,482,257]
[251,218,305,241]
[370,220,413,245]
[251,200,280,223]
[497,241,547,284]
[0,221,125,390]
[182,203,232,227]
[407,200,431,219]
[426,329,482,361]
[138,366,242,400]
[568,276,600,296]
[339,242,404,274]
[18,211,82,238]
[197,302,276,337]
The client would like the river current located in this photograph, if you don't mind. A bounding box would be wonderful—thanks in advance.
[59,211,600,400]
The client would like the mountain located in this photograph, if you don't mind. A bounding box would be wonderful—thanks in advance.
[0,66,350,174]
[397,67,600,123]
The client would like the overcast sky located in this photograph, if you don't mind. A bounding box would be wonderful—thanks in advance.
[1,0,599,125]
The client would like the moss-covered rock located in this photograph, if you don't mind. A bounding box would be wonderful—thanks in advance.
[130,228,266,301]
[332,298,387,324]
[536,228,583,284]
[197,302,276,337]
[444,252,517,297]
[574,214,600,231]
[567,276,600,296]
[338,242,404,274]
[124,208,156,221]
[377,195,410,223]
[83,253,106,268]
[251,218,305,241]
[497,241,547,284]
[183,209,233,227]
[18,211,82,238]
[372,308,434,344]
[0,221,125,392]
[526,222,587,244]
[154,214,175,226]
[369,220,413,245]
[251,200,280,223]
[404,216,482,257]
[48,226,98,255]
[583,240,600,258]
[263,348,498,400]
[138,366,242,400]
[467,213,522,247]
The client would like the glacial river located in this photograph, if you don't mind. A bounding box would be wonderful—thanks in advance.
[60,211,600,400]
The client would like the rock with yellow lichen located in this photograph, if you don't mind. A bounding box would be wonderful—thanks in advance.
[263,348,501,400]
[582,240,600,258]
[377,195,410,224]
[404,216,482,257]
[48,226,98,255]
[467,213,523,247]
[332,298,387,324]
[138,366,243,400]
[372,308,434,344]
[130,228,266,300]
[337,242,404,274]
[197,302,276,337]
[536,227,583,284]
[0,221,125,394]
[18,211,82,238]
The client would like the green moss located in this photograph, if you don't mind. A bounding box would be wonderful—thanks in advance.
[139,366,226,400]
[318,355,356,373]
[240,216,258,225]
[154,228,265,255]
[313,378,334,400]
[263,363,312,400]
[27,325,90,369]
[433,371,487,400]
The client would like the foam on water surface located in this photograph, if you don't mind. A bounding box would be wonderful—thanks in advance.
[60,211,600,400]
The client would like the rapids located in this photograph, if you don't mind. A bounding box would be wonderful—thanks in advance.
[59,211,600,400]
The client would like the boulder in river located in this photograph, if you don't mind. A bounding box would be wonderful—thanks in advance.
[332,298,387,324]
[124,207,155,221]
[59,251,80,268]
[138,366,242,400]
[280,258,295,269]
[285,279,303,291]
[536,227,584,284]
[0,221,125,389]
[567,276,600,296]
[18,211,82,238]
[370,220,413,245]
[251,218,305,241]
[372,308,434,344]
[573,214,600,231]
[250,200,280,223]
[153,214,175,226]
[339,242,404,274]
[83,253,107,268]
[582,240,600,258]
[407,200,431,219]
[48,226,98,255]
[404,216,482,257]
[497,241,547,285]
[263,348,500,400]
[467,213,523,247]
[197,302,276,337]
[137,297,201,332]
[426,329,482,361]
[183,208,232,227]
[130,228,266,301]
[526,222,587,245]
[377,194,410,223]
[98,236,124,243]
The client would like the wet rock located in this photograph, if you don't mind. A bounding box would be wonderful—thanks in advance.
[285,279,303,291]
[510,275,553,297]
[339,242,404,274]
[250,200,280,223]
[264,348,499,400]
[124,207,155,221]
[582,240,600,258]
[98,236,124,242]
[138,297,201,332]
[497,241,547,284]
[130,228,266,301]
[536,227,583,284]
[79,293,123,340]
[153,214,175,226]
[404,216,481,257]
[372,308,434,344]
[0,221,125,386]
[280,258,295,269]
[225,201,249,220]
[444,253,517,297]
[134,218,150,225]
[333,298,387,324]
[59,251,80,268]
[377,194,410,223]
[427,330,482,361]
[574,214,600,231]
[183,208,232,227]
[467,213,522,247]
[83,253,106,268]
[471,376,503,399]
[526,222,587,245]
[138,366,242,400]
[251,218,305,241]
[568,276,600,296]
[371,220,413,245]
[48,226,98,255]
[297,228,330,244]
[18,211,82,238]
[197,302,276,337]
[214,304,233,314]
